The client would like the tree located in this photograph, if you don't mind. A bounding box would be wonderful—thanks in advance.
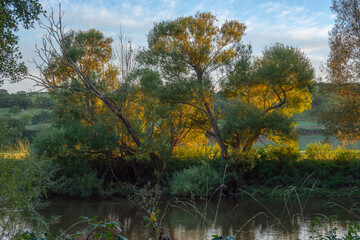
[8,105,21,115]
[32,11,174,174]
[319,0,360,142]
[221,43,315,151]
[0,0,43,84]
[13,91,32,109]
[32,110,51,124]
[0,89,11,107]
[140,12,246,157]
[132,68,203,155]
[0,118,25,147]
[34,20,143,147]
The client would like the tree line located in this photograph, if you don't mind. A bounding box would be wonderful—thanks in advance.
[19,10,318,177]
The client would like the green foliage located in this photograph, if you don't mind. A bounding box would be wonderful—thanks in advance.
[0,0,43,83]
[19,113,32,125]
[221,99,296,149]
[0,90,33,108]
[8,105,21,115]
[224,149,257,191]
[221,145,360,192]
[34,94,55,108]
[0,117,27,147]
[170,165,222,197]
[0,156,55,210]
[244,146,301,187]
[34,118,119,158]
[67,170,103,198]
[32,111,52,124]
[141,11,247,157]
[0,155,59,238]
[27,11,358,201]
[333,147,358,161]
[221,43,314,150]
[46,158,104,198]
[306,142,335,160]
[305,142,336,160]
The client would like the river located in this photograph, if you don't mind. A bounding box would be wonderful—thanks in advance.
[37,195,360,240]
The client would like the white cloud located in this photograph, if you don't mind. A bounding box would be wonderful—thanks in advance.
[2,0,334,92]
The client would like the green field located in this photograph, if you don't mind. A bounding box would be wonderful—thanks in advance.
[0,108,12,118]
[296,119,320,128]
[1,107,52,134]
[25,123,52,131]
[0,107,50,118]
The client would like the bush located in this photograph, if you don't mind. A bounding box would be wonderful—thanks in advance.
[0,155,59,238]
[170,165,222,197]
[52,159,104,198]
[8,105,21,115]
[305,142,335,160]
[224,149,257,191]
[333,147,358,161]
[32,111,52,124]
[67,170,103,198]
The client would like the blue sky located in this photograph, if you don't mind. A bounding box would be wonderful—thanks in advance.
[2,0,334,92]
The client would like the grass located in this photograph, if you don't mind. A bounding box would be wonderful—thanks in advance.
[293,110,316,121]
[0,108,10,118]
[30,92,51,104]
[298,135,360,151]
[25,123,52,131]
[0,107,51,118]
[0,107,53,133]
[296,120,320,128]
[293,110,324,128]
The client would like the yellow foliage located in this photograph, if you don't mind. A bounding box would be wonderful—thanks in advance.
[0,139,30,160]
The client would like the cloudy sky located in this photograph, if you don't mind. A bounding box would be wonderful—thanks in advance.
[2,0,334,93]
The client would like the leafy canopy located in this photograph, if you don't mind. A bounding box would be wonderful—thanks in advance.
[221,43,315,150]
[0,0,43,84]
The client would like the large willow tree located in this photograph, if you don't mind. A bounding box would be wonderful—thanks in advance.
[140,12,246,157]
[221,44,315,151]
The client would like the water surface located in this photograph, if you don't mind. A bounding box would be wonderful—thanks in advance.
[41,196,360,240]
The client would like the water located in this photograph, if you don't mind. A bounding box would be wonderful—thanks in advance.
[40,196,360,240]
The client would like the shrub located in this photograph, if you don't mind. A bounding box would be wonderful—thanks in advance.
[333,147,358,161]
[224,149,257,191]
[170,165,222,197]
[19,113,32,125]
[32,111,52,124]
[305,142,335,160]
[8,105,21,115]
[0,155,59,238]
[54,159,104,198]
[67,170,103,198]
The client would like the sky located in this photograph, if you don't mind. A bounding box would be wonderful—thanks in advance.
[2,0,334,93]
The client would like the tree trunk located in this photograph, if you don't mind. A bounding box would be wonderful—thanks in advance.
[101,97,142,147]
[204,102,228,158]
[194,67,228,158]
[242,132,261,152]
[150,152,163,173]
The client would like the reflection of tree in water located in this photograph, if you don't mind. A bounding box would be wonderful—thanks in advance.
[41,195,359,239]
